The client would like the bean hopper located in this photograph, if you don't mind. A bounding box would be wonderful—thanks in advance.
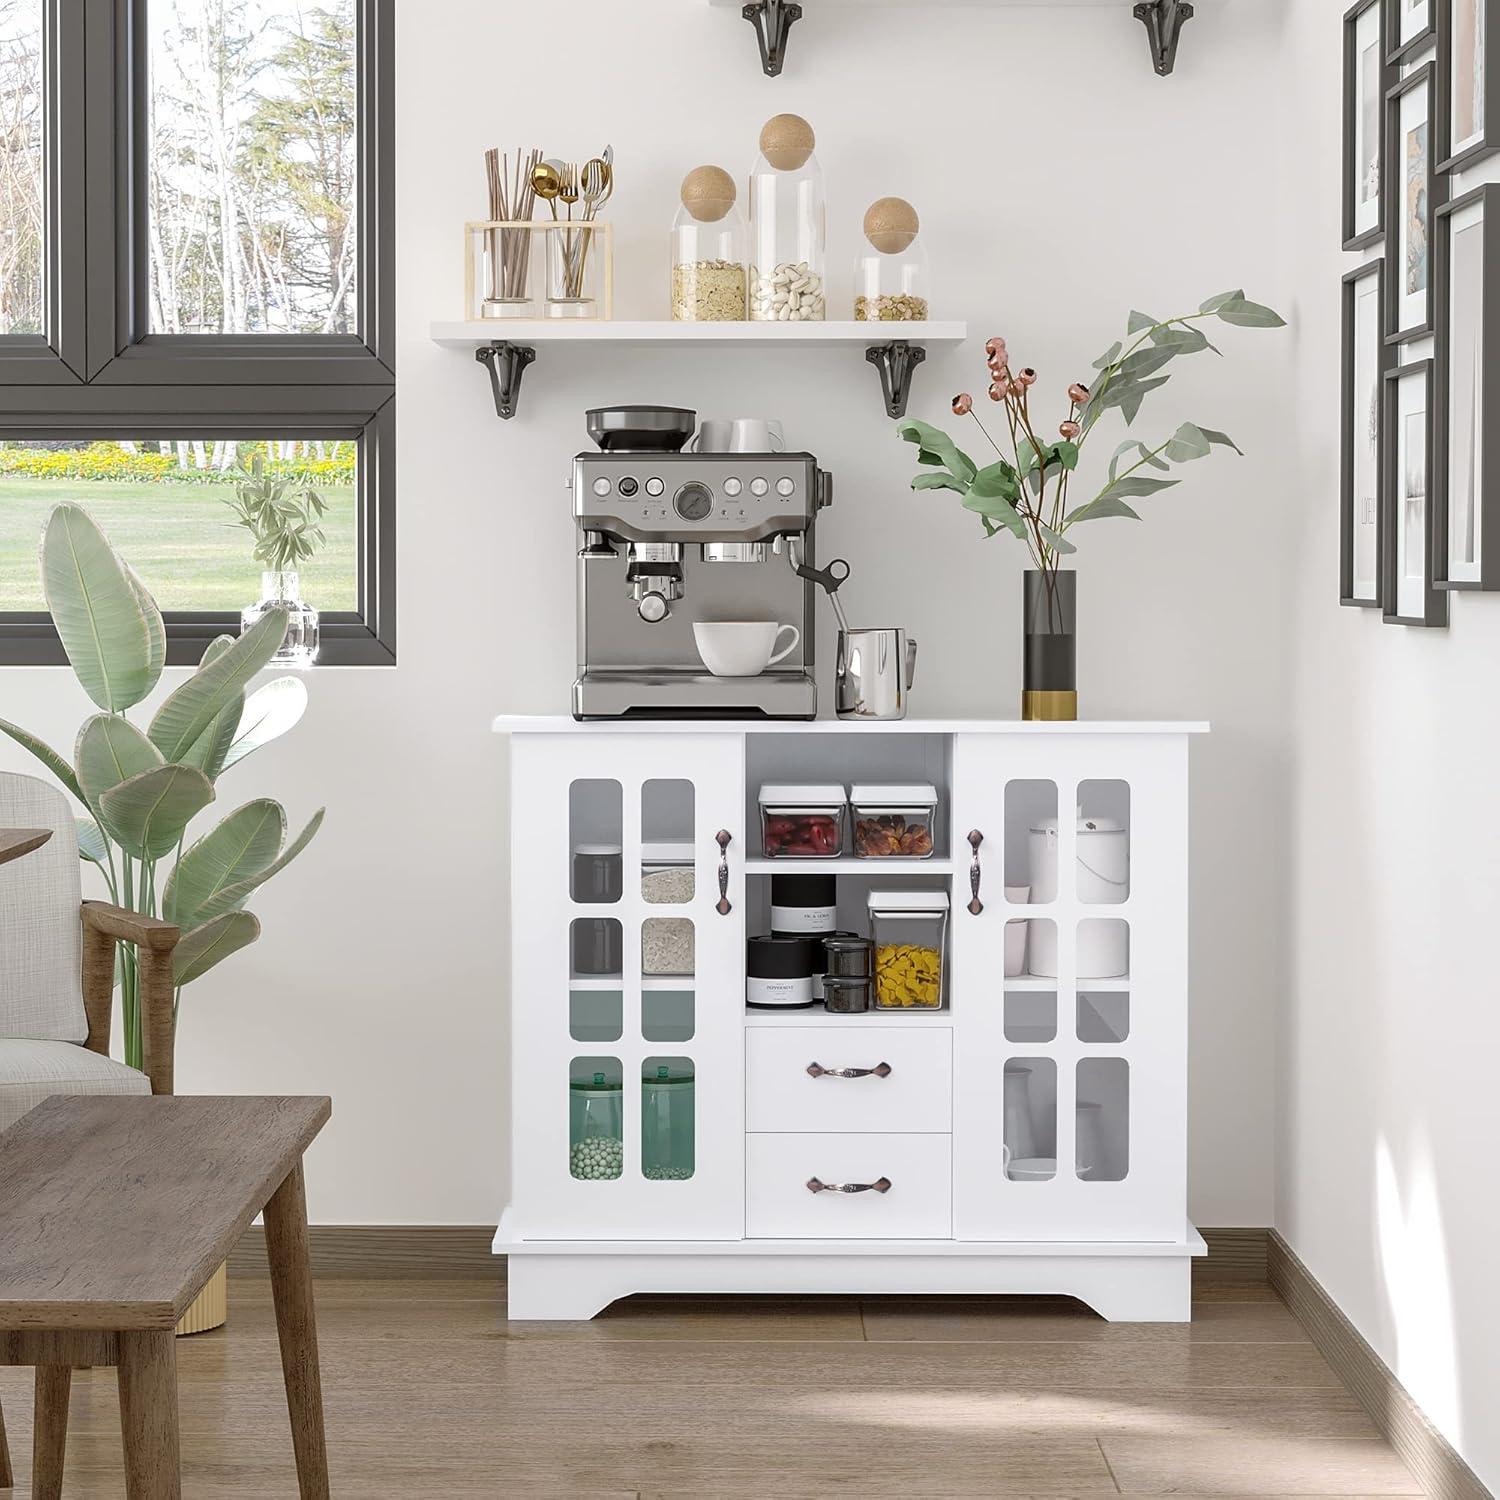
[571,405,833,719]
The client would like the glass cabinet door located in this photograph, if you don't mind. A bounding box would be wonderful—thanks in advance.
[510,733,745,1241]
[951,732,1188,1243]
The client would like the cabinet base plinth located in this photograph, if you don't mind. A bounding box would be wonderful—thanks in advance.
[498,1238,1202,1323]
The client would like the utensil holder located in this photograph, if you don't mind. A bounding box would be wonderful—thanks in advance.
[464,221,614,322]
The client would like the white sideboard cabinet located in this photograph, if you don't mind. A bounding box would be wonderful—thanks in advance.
[494,718,1207,1321]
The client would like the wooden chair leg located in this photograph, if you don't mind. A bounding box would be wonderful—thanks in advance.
[32,1366,71,1500]
[117,1332,181,1500]
[0,1391,12,1489]
[264,1160,330,1500]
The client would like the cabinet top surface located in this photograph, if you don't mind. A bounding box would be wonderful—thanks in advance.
[492,715,1210,736]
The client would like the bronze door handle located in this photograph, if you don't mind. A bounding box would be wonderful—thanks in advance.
[805,1062,893,1080]
[806,1176,892,1195]
[715,829,732,915]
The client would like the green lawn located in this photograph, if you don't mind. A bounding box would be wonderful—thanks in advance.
[0,476,357,613]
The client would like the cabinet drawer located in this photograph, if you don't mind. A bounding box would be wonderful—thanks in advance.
[746,1133,952,1239]
[746,1026,951,1133]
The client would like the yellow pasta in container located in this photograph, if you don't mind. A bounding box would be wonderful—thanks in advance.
[867,890,950,1011]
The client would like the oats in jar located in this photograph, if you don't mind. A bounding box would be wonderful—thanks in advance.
[672,260,746,321]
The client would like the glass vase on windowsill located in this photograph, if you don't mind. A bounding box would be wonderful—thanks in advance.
[243,570,319,669]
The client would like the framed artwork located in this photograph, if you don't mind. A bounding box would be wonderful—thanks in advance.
[1346,0,1389,249]
[1387,64,1442,343]
[1342,261,1388,606]
[1435,185,1500,587]
[1383,360,1448,625]
[1440,0,1499,169]
[1390,0,1437,59]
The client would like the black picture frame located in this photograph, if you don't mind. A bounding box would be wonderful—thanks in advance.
[1434,185,1500,589]
[1382,359,1449,626]
[1346,0,1392,249]
[1386,63,1444,344]
[1342,260,1390,607]
[1389,0,1438,61]
[1437,0,1500,170]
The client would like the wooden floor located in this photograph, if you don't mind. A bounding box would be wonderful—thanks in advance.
[0,1275,1423,1498]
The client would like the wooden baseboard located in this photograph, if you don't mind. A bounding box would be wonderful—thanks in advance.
[230,1224,1263,1285]
[230,1225,503,1280]
[1196,1226,1269,1283]
[1269,1230,1491,1500]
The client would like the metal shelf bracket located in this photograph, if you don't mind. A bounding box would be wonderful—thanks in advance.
[742,0,802,77]
[476,342,536,420]
[866,340,927,419]
[1133,0,1194,76]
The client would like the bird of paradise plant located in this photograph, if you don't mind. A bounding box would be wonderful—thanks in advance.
[0,504,323,1070]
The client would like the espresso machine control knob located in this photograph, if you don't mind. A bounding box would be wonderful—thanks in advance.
[637,591,670,624]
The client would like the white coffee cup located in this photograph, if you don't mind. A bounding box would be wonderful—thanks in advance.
[693,621,800,677]
[692,418,785,454]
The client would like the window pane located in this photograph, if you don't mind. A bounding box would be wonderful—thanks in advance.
[0,439,356,612]
[0,0,44,335]
[148,0,357,335]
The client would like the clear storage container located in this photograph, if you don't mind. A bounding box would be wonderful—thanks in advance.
[851,783,939,859]
[572,843,623,904]
[854,196,929,322]
[641,1063,695,1180]
[642,841,695,904]
[569,1069,623,1180]
[758,783,846,858]
[868,889,950,1010]
[672,166,747,322]
[748,113,826,322]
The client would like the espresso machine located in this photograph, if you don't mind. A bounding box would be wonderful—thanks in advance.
[571,405,833,719]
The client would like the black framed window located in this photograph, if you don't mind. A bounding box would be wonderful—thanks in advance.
[0,0,394,664]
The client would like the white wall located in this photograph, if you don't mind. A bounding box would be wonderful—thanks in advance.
[1276,2,1500,1490]
[1,0,1291,1228]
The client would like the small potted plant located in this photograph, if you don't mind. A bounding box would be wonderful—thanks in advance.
[898,290,1284,719]
[223,458,330,669]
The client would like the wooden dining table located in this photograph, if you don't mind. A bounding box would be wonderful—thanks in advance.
[0,1094,332,1499]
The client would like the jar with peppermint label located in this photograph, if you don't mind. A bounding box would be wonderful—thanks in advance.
[748,113,826,322]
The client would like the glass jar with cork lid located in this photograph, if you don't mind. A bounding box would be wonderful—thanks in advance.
[855,197,929,322]
[748,113,826,322]
[671,166,747,321]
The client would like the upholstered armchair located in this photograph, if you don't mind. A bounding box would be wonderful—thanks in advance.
[0,769,180,1134]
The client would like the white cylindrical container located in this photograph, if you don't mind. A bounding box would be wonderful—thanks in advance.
[1003,886,1031,978]
[1026,810,1130,978]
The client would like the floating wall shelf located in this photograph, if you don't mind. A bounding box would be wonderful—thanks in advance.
[715,0,1201,78]
[429,320,968,421]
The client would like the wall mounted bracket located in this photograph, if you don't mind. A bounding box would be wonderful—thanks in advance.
[1133,0,1194,76]
[742,0,802,77]
[476,342,536,420]
[866,341,927,419]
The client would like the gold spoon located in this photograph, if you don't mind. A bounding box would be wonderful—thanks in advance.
[530,159,563,219]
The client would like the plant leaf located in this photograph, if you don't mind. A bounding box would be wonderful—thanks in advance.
[147,607,289,763]
[97,764,215,860]
[1119,376,1171,425]
[1199,426,1244,455]
[178,636,243,780]
[1119,345,1177,380]
[1037,523,1077,555]
[40,504,155,711]
[124,562,166,690]
[1065,496,1144,524]
[219,675,308,775]
[1164,421,1213,463]
[1150,325,1211,355]
[1127,310,1159,334]
[164,798,286,927]
[0,718,84,803]
[1045,441,1080,472]
[1091,340,1123,370]
[896,418,977,484]
[195,808,325,923]
[76,816,109,866]
[1214,296,1286,328]
[75,715,164,819]
[1098,475,1182,499]
[1199,289,1244,313]
[911,472,968,494]
[173,910,261,986]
